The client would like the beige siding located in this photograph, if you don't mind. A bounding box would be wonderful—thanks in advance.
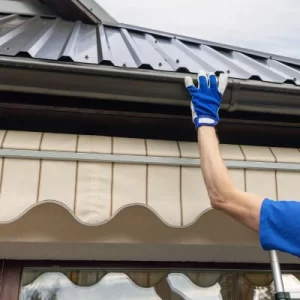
[240,145,275,162]
[0,159,39,221]
[146,140,180,157]
[148,165,181,226]
[229,169,245,191]
[241,146,277,199]
[271,147,300,200]
[112,164,147,213]
[277,171,300,200]
[181,167,210,225]
[41,133,78,151]
[113,137,146,155]
[246,170,277,200]
[77,135,112,154]
[38,161,77,210]
[76,162,112,224]
[0,130,6,146]
[0,130,299,226]
[271,147,300,163]
[2,131,42,150]
[178,142,199,158]
[220,144,245,160]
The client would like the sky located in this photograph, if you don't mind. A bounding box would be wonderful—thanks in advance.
[96,0,300,59]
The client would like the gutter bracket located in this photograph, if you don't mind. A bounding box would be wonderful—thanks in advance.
[228,79,241,112]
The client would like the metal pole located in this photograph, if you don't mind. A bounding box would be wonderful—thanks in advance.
[269,250,285,294]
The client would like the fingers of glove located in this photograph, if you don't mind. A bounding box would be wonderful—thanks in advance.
[184,76,198,96]
[198,70,208,90]
[184,76,194,88]
[218,73,228,95]
[208,72,217,89]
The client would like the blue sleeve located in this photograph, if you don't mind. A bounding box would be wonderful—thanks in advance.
[260,198,300,257]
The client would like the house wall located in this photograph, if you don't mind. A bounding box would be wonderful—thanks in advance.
[0,130,299,263]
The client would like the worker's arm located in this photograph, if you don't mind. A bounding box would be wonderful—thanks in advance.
[185,71,300,257]
[198,126,263,232]
[184,71,264,232]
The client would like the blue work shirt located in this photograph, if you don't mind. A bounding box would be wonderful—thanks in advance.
[260,198,300,257]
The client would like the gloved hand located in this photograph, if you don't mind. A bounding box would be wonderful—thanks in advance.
[184,71,228,128]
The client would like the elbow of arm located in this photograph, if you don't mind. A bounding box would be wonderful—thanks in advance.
[208,185,236,210]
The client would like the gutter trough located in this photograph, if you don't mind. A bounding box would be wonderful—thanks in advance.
[0,56,300,116]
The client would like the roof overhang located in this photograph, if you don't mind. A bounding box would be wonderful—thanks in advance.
[0,56,300,147]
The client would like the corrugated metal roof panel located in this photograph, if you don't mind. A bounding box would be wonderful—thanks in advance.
[0,14,300,85]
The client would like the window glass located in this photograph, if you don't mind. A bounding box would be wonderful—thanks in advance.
[19,269,300,300]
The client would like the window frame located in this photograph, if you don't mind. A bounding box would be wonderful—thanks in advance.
[1,260,300,300]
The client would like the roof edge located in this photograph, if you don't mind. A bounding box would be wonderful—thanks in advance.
[0,56,299,116]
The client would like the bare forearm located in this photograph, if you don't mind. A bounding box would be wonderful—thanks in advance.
[198,126,263,231]
[198,127,235,206]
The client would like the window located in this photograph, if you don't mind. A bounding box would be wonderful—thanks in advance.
[19,268,300,300]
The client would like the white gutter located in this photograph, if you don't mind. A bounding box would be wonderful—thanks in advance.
[0,149,299,172]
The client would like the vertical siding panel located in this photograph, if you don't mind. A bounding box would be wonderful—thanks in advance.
[0,158,2,191]
[246,170,277,199]
[38,133,77,211]
[220,144,245,161]
[271,147,300,200]
[146,140,180,157]
[270,147,300,163]
[77,135,112,153]
[0,131,42,221]
[112,137,146,214]
[276,172,300,200]
[178,142,199,158]
[40,133,77,152]
[38,160,77,210]
[112,164,146,213]
[240,146,276,162]
[0,159,40,221]
[241,145,277,199]
[229,169,246,191]
[76,162,112,224]
[113,137,146,155]
[148,165,181,226]
[76,135,112,224]
[181,167,210,225]
[0,130,6,146]
[2,131,42,150]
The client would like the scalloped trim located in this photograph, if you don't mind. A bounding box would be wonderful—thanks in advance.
[0,200,213,228]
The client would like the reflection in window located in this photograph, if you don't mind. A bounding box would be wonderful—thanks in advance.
[167,273,222,299]
[21,272,161,300]
[19,269,300,300]
[252,275,300,300]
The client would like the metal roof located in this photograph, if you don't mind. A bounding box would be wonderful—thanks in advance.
[0,13,300,85]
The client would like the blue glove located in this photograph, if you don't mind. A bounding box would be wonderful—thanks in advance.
[184,71,228,128]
